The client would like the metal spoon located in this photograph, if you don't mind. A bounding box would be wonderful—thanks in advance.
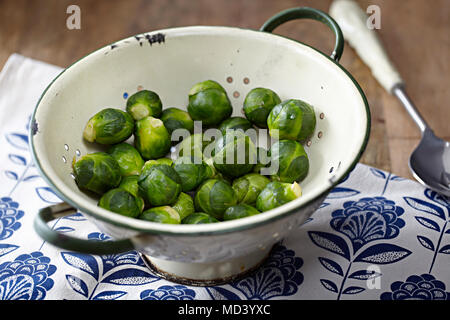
[393,85,450,196]
[330,0,450,196]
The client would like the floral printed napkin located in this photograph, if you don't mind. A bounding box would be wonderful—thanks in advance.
[0,54,449,300]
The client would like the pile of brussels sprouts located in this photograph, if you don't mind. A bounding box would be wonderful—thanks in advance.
[73,80,316,225]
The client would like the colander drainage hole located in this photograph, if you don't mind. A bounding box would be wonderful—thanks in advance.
[62,156,67,163]
[64,144,69,151]
[76,149,81,157]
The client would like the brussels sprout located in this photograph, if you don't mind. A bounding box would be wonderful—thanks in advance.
[134,116,171,159]
[172,192,195,220]
[204,157,218,177]
[83,108,134,145]
[98,188,142,218]
[232,173,270,205]
[187,80,232,126]
[253,147,270,174]
[189,80,224,94]
[161,107,194,135]
[118,175,145,211]
[119,175,140,196]
[269,140,309,183]
[177,133,210,159]
[141,158,173,176]
[73,152,121,195]
[267,99,316,142]
[157,158,174,166]
[173,156,213,192]
[194,179,237,219]
[256,181,302,212]
[138,164,182,206]
[223,204,260,221]
[139,206,180,224]
[107,143,144,176]
[243,88,281,128]
[182,212,219,224]
[212,130,257,178]
[218,117,253,135]
[203,157,232,184]
[126,90,162,120]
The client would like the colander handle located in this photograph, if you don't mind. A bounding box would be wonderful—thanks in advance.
[34,202,135,254]
[260,7,344,62]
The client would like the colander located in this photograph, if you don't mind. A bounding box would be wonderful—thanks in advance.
[30,7,370,285]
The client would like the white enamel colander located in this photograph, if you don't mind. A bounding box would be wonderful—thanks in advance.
[30,7,370,285]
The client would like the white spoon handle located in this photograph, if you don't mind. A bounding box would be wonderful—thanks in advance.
[329,0,403,93]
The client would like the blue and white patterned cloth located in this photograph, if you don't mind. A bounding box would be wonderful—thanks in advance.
[0,54,449,300]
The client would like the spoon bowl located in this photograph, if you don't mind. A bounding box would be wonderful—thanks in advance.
[393,84,450,197]
[409,129,450,197]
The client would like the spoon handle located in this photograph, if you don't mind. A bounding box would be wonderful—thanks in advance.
[329,0,430,133]
[329,0,402,92]
[392,85,429,133]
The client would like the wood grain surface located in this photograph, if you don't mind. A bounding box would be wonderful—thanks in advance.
[0,0,448,179]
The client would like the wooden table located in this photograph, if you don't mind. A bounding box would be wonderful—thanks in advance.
[1,0,448,179]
